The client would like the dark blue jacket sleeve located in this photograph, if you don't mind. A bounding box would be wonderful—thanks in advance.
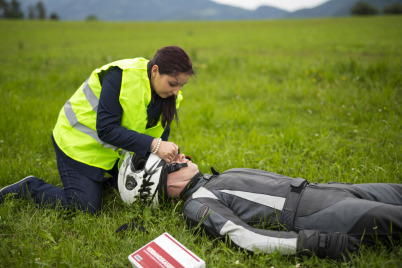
[96,67,156,158]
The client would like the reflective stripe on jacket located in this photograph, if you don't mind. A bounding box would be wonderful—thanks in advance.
[53,58,183,170]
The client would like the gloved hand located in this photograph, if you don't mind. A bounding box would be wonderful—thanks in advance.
[297,230,360,260]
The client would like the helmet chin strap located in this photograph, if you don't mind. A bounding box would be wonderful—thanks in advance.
[166,163,188,174]
[165,153,191,173]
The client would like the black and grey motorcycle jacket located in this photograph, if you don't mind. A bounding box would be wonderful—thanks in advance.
[181,168,402,255]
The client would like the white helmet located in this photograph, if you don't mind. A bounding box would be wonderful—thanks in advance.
[118,152,188,206]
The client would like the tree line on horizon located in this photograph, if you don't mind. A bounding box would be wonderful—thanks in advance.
[0,0,59,20]
[0,0,401,21]
[351,1,402,15]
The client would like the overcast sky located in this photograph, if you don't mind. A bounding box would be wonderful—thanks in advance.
[210,0,330,12]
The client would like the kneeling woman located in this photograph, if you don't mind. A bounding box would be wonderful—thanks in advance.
[0,46,195,214]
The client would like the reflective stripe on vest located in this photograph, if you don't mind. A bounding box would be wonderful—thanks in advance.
[64,92,117,151]
[82,79,99,113]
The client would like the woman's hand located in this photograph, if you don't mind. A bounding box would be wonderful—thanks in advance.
[155,141,179,163]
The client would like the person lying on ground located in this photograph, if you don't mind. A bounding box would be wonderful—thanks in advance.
[117,152,402,260]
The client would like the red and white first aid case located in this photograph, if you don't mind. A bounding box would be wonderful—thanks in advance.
[128,232,206,268]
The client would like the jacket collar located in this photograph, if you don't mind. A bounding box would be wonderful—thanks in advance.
[179,172,210,200]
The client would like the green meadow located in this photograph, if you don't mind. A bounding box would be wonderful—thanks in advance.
[0,16,401,267]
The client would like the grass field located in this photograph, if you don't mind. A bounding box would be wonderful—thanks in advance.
[0,16,401,267]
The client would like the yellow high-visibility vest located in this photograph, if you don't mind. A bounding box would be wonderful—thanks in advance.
[53,58,183,170]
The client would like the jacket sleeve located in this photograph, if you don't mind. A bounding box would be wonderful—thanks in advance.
[96,67,154,157]
[182,188,299,255]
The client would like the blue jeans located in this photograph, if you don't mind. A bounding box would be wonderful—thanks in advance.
[25,135,118,214]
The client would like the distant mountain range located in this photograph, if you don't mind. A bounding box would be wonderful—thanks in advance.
[16,0,402,21]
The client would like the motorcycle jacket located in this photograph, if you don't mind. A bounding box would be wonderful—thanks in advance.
[182,168,402,255]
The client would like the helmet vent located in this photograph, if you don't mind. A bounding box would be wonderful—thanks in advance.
[125,175,138,190]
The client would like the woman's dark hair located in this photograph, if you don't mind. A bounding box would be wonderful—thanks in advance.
[149,46,194,127]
